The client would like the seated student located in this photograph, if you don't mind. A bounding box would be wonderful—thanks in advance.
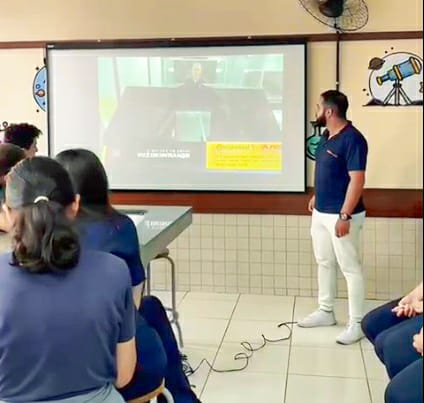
[0,157,136,402]
[362,283,423,378]
[362,284,423,403]
[3,122,41,158]
[56,149,200,403]
[0,144,26,232]
[384,327,422,403]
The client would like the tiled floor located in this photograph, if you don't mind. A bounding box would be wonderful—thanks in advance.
[153,291,389,403]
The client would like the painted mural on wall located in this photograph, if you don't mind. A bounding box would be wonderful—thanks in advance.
[363,48,423,106]
[33,66,47,112]
[0,122,9,133]
[0,65,46,141]
[306,121,326,161]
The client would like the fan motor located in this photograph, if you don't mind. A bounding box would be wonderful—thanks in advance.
[318,0,345,18]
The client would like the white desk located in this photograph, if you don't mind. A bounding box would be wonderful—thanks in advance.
[117,205,193,267]
[0,206,193,265]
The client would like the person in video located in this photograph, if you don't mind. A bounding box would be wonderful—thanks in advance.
[178,62,218,108]
[184,63,206,88]
[162,62,226,142]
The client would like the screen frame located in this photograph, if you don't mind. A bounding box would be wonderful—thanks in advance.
[46,36,308,194]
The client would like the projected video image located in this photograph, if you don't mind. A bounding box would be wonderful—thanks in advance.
[98,54,284,142]
[97,53,286,186]
[48,44,305,191]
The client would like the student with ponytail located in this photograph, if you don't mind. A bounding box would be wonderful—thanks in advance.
[56,149,201,403]
[0,157,136,402]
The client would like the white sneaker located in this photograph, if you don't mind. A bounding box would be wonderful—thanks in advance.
[297,309,337,328]
[336,323,365,345]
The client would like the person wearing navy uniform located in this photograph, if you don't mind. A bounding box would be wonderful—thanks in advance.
[298,90,369,345]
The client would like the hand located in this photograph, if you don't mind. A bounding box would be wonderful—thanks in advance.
[308,196,315,213]
[392,304,417,318]
[335,219,350,238]
[392,297,423,318]
[399,292,416,307]
[413,327,423,356]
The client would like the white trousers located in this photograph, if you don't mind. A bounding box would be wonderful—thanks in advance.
[311,209,366,323]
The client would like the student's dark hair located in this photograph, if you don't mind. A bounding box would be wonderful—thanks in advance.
[321,90,349,119]
[6,157,80,273]
[3,123,42,150]
[56,149,116,219]
[0,144,26,180]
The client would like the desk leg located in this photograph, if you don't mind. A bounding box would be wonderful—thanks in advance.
[164,256,184,348]
[146,263,151,296]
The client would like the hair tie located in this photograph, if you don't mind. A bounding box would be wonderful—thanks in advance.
[34,196,49,204]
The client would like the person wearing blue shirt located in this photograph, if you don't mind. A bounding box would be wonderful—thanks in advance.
[0,157,136,402]
[298,90,368,345]
[56,149,201,403]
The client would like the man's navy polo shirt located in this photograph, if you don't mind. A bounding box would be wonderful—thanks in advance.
[314,122,368,215]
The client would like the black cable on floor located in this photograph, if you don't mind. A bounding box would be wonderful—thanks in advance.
[182,321,297,377]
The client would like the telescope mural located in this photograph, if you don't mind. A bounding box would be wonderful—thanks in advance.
[364,51,423,106]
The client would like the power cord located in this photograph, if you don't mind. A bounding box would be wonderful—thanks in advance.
[182,320,297,377]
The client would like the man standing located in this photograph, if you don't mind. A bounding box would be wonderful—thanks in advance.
[298,90,368,345]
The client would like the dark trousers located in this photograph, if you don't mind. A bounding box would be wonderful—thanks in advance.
[362,298,423,403]
[119,296,199,402]
[385,359,423,403]
[141,296,200,403]
[361,299,407,344]
[361,298,422,378]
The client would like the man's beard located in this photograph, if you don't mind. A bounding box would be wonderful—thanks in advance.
[315,113,327,128]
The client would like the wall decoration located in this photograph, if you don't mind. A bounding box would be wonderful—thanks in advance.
[33,66,47,112]
[306,121,325,161]
[363,49,423,106]
[0,122,9,142]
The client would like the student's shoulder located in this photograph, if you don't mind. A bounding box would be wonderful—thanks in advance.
[81,249,131,284]
[111,213,139,241]
[107,211,136,231]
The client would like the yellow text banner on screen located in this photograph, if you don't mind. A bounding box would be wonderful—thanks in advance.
[206,142,282,171]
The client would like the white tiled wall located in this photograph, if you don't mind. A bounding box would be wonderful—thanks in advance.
[150,215,423,300]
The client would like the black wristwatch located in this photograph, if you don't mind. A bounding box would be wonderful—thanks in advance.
[339,212,352,221]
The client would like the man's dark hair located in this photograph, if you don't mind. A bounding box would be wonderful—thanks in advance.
[321,90,349,119]
[3,123,42,150]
